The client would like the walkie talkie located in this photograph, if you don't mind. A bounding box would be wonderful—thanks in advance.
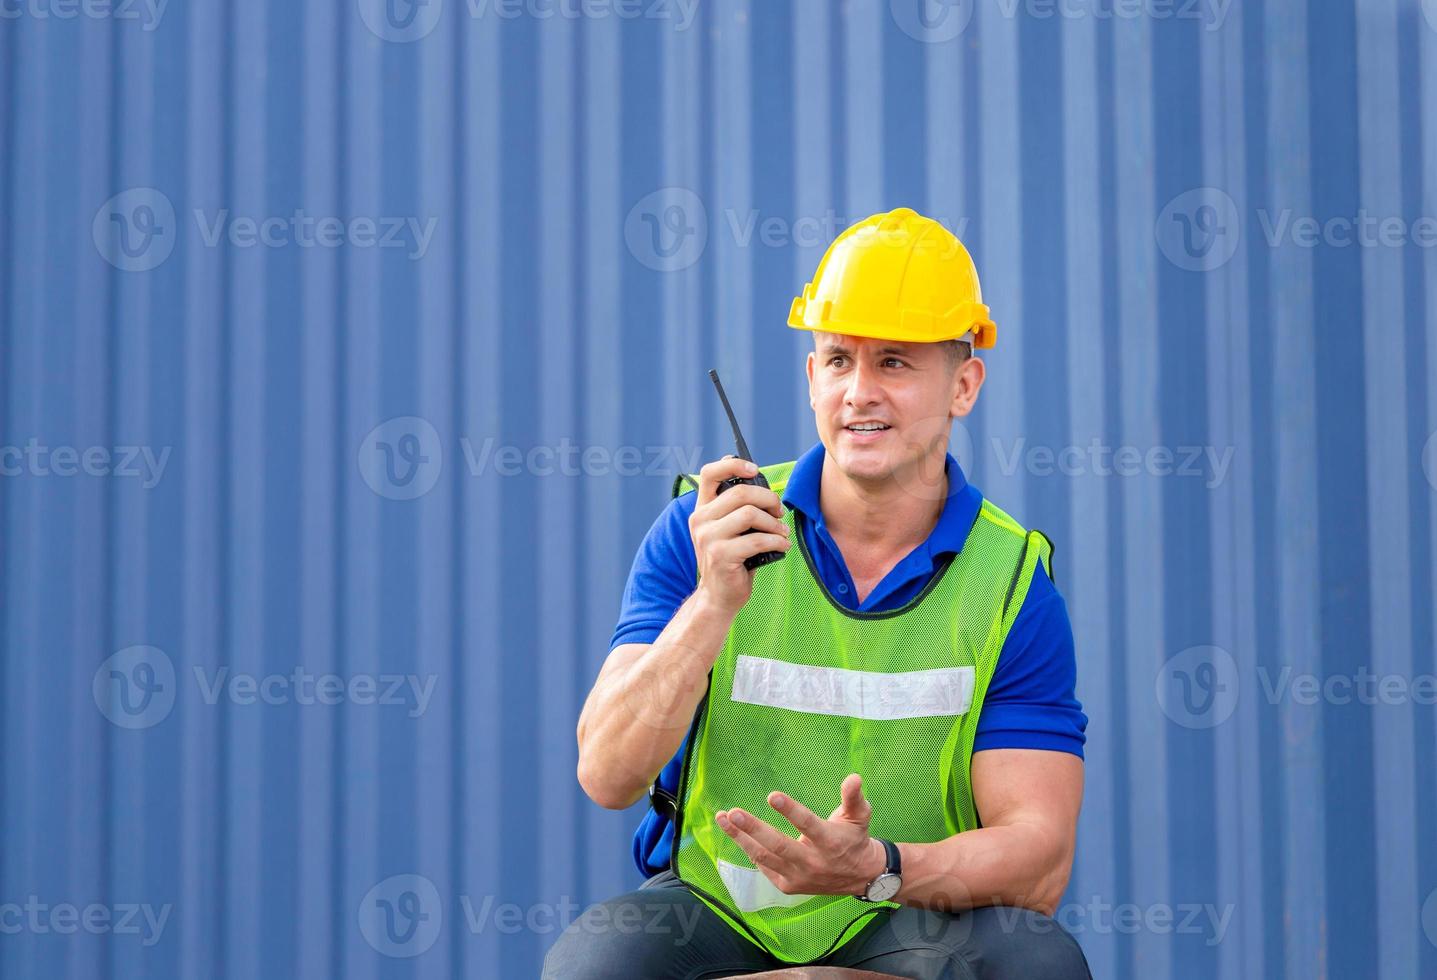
[709,369,786,571]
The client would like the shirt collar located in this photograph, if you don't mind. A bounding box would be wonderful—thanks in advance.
[781,441,979,557]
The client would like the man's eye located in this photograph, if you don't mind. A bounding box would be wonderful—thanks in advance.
[884,358,904,368]
[829,356,846,367]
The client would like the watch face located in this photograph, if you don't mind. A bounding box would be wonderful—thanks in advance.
[865,873,901,902]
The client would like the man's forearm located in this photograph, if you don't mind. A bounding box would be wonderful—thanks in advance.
[576,588,734,809]
[887,823,1073,917]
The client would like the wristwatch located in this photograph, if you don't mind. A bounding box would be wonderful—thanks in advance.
[857,837,902,902]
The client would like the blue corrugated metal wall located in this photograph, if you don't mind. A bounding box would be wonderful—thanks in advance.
[1,1,1433,977]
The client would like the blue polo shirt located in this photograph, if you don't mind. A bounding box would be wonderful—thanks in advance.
[610,441,1087,878]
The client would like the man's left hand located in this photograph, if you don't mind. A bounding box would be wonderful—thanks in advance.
[716,773,887,898]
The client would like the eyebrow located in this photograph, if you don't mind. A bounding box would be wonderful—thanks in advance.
[819,342,915,358]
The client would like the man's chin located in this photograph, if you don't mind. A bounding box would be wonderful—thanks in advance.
[830,443,896,483]
[828,435,948,495]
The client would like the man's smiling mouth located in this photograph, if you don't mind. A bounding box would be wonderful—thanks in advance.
[843,422,892,441]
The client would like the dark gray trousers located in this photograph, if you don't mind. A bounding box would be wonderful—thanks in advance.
[541,869,1093,980]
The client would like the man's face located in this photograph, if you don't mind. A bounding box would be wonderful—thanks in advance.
[806,332,979,487]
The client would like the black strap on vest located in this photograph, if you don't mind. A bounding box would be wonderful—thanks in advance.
[1036,529,1056,582]
[649,779,678,822]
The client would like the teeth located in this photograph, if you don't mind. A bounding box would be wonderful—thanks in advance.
[848,424,889,432]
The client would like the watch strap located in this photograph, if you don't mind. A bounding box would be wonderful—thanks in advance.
[876,837,901,876]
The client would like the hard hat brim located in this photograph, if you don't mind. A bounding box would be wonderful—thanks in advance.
[787,302,996,349]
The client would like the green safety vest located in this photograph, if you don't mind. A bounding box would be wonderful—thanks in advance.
[669,459,1053,964]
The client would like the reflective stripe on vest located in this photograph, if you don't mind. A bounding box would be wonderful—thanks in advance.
[731,655,976,721]
[670,459,1052,964]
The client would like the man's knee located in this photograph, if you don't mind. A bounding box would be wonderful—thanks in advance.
[542,900,664,980]
[964,906,1091,980]
[540,891,711,980]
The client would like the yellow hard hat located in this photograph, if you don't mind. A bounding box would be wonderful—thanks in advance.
[787,207,996,349]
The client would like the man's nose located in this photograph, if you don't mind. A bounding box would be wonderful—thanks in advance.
[844,358,883,407]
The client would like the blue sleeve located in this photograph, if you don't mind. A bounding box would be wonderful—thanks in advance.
[609,493,700,651]
[972,558,1088,758]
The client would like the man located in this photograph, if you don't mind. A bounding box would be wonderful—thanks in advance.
[546,208,1091,979]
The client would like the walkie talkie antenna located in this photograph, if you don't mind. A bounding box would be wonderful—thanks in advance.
[708,369,754,462]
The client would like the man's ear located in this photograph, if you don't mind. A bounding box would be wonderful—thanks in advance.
[952,355,986,418]
[805,350,816,409]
